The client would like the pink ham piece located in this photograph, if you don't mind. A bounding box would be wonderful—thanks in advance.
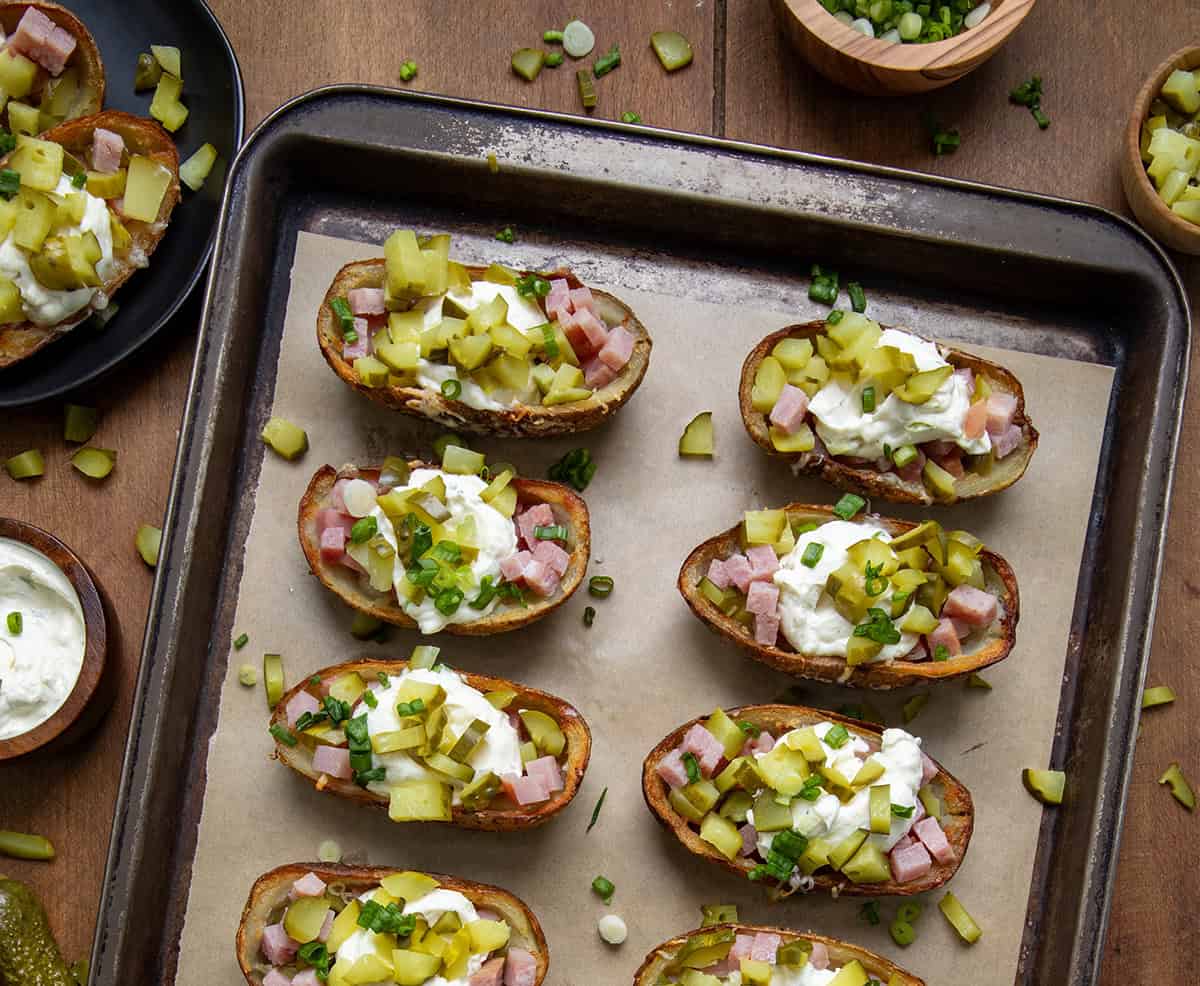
[503,948,538,986]
[521,558,560,598]
[809,942,830,970]
[348,287,386,316]
[312,745,352,780]
[597,324,634,371]
[285,690,320,728]
[681,723,725,776]
[582,356,617,389]
[729,934,755,961]
[724,553,754,593]
[91,129,125,174]
[545,278,571,316]
[896,446,926,484]
[329,479,353,513]
[517,504,555,549]
[931,446,965,478]
[750,933,782,963]
[573,307,610,354]
[317,507,355,537]
[926,618,963,661]
[738,822,757,857]
[748,731,775,755]
[889,839,933,883]
[949,617,972,641]
[525,755,564,793]
[706,558,731,589]
[532,539,570,577]
[914,816,955,864]
[943,584,998,628]
[262,970,291,986]
[558,311,592,361]
[745,544,779,582]
[317,909,335,943]
[656,748,689,788]
[502,773,550,806]
[755,612,780,647]
[892,832,917,853]
[290,872,327,898]
[923,440,957,459]
[260,923,300,965]
[986,392,1018,436]
[319,526,346,564]
[745,580,780,617]
[992,423,1022,460]
[293,971,321,986]
[903,639,929,662]
[342,322,370,360]
[500,550,532,583]
[568,286,596,314]
[476,909,502,922]
[471,957,507,986]
[9,8,76,75]
[921,753,939,787]
[963,399,989,440]
[768,384,810,434]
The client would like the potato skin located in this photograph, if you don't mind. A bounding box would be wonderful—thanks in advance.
[642,704,973,897]
[678,504,1019,689]
[316,260,652,436]
[634,924,926,985]
[236,863,548,986]
[740,321,1038,504]
[298,461,590,635]
[0,110,180,368]
[269,658,591,831]
[0,2,106,121]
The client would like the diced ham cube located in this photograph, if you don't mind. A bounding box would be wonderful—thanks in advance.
[568,286,596,314]
[526,755,564,793]
[573,307,609,353]
[476,909,501,922]
[503,947,538,986]
[597,324,634,371]
[532,539,570,577]
[950,617,972,640]
[923,440,957,458]
[517,503,555,549]
[342,322,370,360]
[290,872,327,898]
[724,553,754,593]
[729,934,755,960]
[926,619,963,661]
[522,558,560,598]
[558,310,595,361]
[317,507,355,537]
[745,544,780,582]
[810,943,830,970]
[751,933,782,963]
[986,392,1018,436]
[319,526,346,564]
[471,957,507,986]
[500,550,532,583]
[738,822,757,857]
[992,423,1022,460]
[582,356,617,389]
[260,923,300,965]
[501,773,550,806]
[317,909,335,943]
[546,278,571,314]
[931,446,965,478]
[91,128,125,174]
[312,745,352,780]
[348,287,386,316]
[745,580,780,617]
[293,971,321,986]
[892,832,917,853]
[285,690,320,729]
[755,612,780,647]
[10,8,76,75]
[963,399,989,439]
[914,816,956,864]
[943,584,998,628]
[912,795,927,823]
[920,753,938,787]
[768,384,810,434]
[329,478,352,513]
[903,639,929,662]
[706,558,731,589]
[262,970,291,986]
[750,731,775,755]
[889,840,933,883]
[656,748,690,788]
[681,722,725,776]
[896,447,926,484]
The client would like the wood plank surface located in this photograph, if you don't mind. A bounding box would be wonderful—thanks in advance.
[1,1,1194,982]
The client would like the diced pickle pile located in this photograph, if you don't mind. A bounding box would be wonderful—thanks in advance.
[1140,68,1200,226]
[658,928,884,986]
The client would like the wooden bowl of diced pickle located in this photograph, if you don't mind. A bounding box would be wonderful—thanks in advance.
[1122,45,1200,255]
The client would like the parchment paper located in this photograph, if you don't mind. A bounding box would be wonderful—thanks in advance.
[177,231,1114,986]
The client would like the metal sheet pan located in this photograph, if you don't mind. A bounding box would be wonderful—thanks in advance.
[89,87,1188,986]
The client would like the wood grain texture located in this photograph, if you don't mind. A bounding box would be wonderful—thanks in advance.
[725,5,1200,983]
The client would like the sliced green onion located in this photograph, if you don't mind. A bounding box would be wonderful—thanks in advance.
[70,170,86,189]
[0,169,20,200]
[540,323,559,359]
[563,19,595,58]
[583,605,596,627]
[794,521,819,535]
[931,125,961,156]
[136,524,161,567]
[859,900,881,926]
[544,29,565,43]
[545,51,564,68]
[683,751,701,783]
[591,875,615,903]
[511,48,546,82]
[329,296,354,333]
[848,281,867,313]
[350,516,378,544]
[933,644,950,662]
[234,632,249,650]
[826,309,845,325]
[587,786,607,832]
[64,404,98,443]
[801,542,824,568]
[650,30,693,71]
[593,45,621,77]
[398,60,418,82]
[588,575,614,597]
[534,524,567,541]
[809,279,837,305]
[1142,685,1176,709]
[495,227,515,243]
[902,693,929,723]
[435,587,464,615]
[890,919,916,947]
[516,273,551,298]
[362,690,378,709]
[892,445,918,468]
[6,611,21,635]
[548,447,596,491]
[861,386,876,413]
[576,69,597,109]
[824,723,850,749]
[441,379,463,400]
[72,447,116,479]
[833,493,866,520]
[0,831,54,860]
[897,901,923,923]
[318,839,342,863]
[891,803,915,818]
[5,449,45,479]
[269,723,298,747]
[621,111,642,124]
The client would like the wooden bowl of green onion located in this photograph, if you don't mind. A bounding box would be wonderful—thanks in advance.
[773,0,1037,95]
[1121,45,1200,255]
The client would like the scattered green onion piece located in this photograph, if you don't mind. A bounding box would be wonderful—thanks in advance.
[1159,762,1196,810]
[234,632,249,650]
[495,227,515,244]
[6,611,21,635]
[398,60,418,82]
[583,605,596,627]
[350,515,378,544]
[0,169,20,200]
[318,839,342,862]
[931,125,961,156]
[809,279,837,305]
[587,786,607,832]
[824,723,850,749]
[329,296,355,333]
[833,493,866,520]
[0,831,54,861]
[516,273,551,298]
[621,111,642,124]
[5,449,44,479]
[933,644,950,662]
[548,447,596,491]
[534,524,567,541]
[562,19,596,58]
[861,386,876,413]
[441,379,463,400]
[591,875,615,903]
[540,324,559,359]
[64,404,98,443]
[1032,107,1050,130]
[859,900,880,925]
[966,673,991,690]
[891,803,915,818]
[890,919,916,947]
[650,30,693,71]
[269,723,299,747]
[892,445,918,468]
[902,693,929,723]
[1142,685,1176,709]
[362,689,378,709]
[70,170,86,189]
[545,51,564,68]
[682,751,701,783]
[72,447,116,479]
[544,29,565,43]
[136,524,162,567]
[237,664,257,686]
[793,522,819,535]
[576,69,597,110]
[593,44,621,77]
[512,48,546,82]
[588,575,614,597]
[848,281,867,313]
[800,543,824,568]
[826,309,845,325]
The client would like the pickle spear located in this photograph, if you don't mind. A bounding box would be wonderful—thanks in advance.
[1021,768,1065,805]
[1159,762,1196,811]
[0,878,74,986]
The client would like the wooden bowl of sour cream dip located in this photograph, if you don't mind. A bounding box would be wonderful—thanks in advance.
[0,518,107,760]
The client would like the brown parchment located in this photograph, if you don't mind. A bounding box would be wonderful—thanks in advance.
[176,231,1115,986]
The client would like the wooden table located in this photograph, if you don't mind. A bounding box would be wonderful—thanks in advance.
[1,2,1194,982]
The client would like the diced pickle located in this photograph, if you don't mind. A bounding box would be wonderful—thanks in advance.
[775,940,812,968]
[742,509,787,546]
[751,789,793,832]
[769,422,815,452]
[13,189,53,251]
[372,725,425,753]
[459,770,501,809]
[827,829,868,870]
[922,458,958,499]
[520,708,566,756]
[783,727,826,763]
[797,836,833,876]
[86,167,127,199]
[135,525,161,567]
[1159,763,1196,810]
[389,779,452,821]
[868,784,891,833]
[390,950,440,986]
[827,960,870,986]
[180,142,218,191]
[899,603,937,635]
[739,959,772,986]
[1022,768,1066,805]
[149,73,188,131]
[751,356,786,412]
[284,895,333,943]
[893,365,953,404]
[851,759,884,788]
[700,903,739,927]
[441,444,485,476]
[755,744,810,796]
[846,635,882,666]
[71,447,115,479]
[125,154,174,222]
[674,928,735,967]
[326,900,361,952]
[680,411,714,457]
[7,101,39,136]
[846,538,899,575]
[704,709,747,759]
[261,417,308,460]
[771,337,813,371]
[0,48,36,99]
[466,918,510,954]
[700,811,743,860]
[918,784,942,819]
[445,718,490,761]
[718,789,754,822]
[682,779,721,814]
[669,786,705,823]
[859,345,917,393]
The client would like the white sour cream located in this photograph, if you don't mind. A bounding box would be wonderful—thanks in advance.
[0,175,116,327]
[722,964,841,986]
[371,469,517,634]
[808,328,991,460]
[772,520,915,663]
[0,537,86,740]
[753,724,924,859]
[362,666,522,799]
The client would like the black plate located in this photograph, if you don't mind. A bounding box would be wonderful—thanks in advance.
[0,0,244,408]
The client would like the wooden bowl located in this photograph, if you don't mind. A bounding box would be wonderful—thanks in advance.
[0,518,107,761]
[773,0,1037,95]
[1120,45,1200,255]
